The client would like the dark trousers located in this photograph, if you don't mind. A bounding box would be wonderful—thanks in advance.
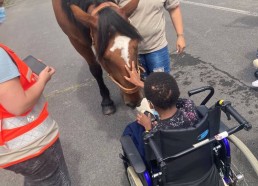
[123,121,145,158]
[5,139,71,186]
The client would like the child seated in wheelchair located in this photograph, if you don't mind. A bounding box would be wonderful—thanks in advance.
[123,62,199,159]
[122,63,222,185]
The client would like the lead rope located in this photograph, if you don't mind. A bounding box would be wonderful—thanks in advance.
[108,74,140,94]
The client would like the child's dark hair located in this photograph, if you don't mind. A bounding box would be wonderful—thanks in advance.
[144,72,180,109]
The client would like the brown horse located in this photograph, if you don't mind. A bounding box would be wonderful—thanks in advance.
[52,0,143,115]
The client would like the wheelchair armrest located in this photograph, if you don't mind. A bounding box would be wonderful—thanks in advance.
[120,136,146,174]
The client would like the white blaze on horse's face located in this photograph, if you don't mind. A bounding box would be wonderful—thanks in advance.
[110,36,131,67]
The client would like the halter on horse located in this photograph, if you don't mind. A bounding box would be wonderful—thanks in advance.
[52,0,142,115]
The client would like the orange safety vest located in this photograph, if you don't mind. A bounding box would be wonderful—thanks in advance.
[0,44,58,168]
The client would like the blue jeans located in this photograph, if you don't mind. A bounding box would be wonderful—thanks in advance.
[5,139,71,186]
[0,7,6,24]
[139,46,170,79]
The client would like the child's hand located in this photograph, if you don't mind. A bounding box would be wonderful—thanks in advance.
[137,112,152,131]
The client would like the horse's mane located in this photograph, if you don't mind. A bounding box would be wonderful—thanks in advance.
[61,0,142,58]
[97,7,142,59]
[62,0,116,22]
[61,0,117,45]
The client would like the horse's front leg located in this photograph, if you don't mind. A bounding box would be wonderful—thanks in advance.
[69,37,116,115]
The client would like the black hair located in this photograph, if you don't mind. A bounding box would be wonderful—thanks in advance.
[97,7,142,59]
[62,0,116,22]
[62,0,116,45]
[144,72,180,109]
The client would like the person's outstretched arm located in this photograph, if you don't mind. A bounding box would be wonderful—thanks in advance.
[124,61,144,88]
[169,5,186,53]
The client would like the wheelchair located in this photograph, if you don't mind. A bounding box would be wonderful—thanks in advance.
[120,86,258,186]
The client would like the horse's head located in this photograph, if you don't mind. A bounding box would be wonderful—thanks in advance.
[70,0,143,108]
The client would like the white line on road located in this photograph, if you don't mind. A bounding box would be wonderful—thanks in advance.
[181,0,258,17]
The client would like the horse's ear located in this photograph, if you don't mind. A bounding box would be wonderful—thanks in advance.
[120,0,139,18]
[70,4,97,28]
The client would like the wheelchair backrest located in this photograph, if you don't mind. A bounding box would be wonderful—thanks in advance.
[144,105,221,184]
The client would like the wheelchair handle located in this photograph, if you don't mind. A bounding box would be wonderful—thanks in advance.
[188,86,214,105]
[219,101,252,131]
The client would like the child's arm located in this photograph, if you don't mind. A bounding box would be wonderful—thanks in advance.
[137,112,152,131]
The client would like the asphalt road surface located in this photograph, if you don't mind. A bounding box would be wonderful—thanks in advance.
[0,0,257,185]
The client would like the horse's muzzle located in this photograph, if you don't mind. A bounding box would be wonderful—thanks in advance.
[126,102,138,109]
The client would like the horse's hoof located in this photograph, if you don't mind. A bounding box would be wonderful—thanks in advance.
[254,70,258,79]
[102,104,116,115]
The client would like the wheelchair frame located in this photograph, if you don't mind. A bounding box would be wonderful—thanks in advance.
[120,86,258,186]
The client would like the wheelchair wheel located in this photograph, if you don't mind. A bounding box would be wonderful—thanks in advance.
[228,135,258,186]
[127,166,144,186]
[120,153,149,186]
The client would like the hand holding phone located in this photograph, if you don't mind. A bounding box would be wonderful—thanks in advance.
[38,66,56,84]
[23,55,47,75]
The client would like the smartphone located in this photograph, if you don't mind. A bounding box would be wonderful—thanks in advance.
[23,55,47,75]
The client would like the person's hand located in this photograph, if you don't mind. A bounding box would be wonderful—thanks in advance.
[137,112,152,131]
[124,61,144,88]
[176,35,186,54]
[38,66,55,84]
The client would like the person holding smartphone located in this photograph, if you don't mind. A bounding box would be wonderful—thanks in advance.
[0,43,71,186]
